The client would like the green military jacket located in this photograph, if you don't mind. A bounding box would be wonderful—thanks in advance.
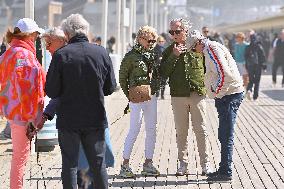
[160,43,206,97]
[119,46,159,99]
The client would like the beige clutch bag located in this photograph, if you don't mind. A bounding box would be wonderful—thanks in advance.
[129,85,151,103]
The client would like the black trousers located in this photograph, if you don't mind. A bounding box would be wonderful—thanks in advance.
[58,128,108,189]
[272,60,284,84]
[246,64,262,100]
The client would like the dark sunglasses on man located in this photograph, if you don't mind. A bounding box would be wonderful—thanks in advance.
[169,30,183,35]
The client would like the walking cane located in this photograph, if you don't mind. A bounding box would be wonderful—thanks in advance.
[27,123,47,189]
[35,134,47,189]
[110,103,130,125]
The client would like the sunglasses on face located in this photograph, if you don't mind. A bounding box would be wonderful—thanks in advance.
[169,30,183,35]
[147,39,156,44]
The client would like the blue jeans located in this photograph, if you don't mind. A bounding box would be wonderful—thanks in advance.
[58,128,108,189]
[215,92,243,176]
[77,128,114,189]
[78,127,114,169]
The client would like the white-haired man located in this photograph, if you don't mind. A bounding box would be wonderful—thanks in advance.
[188,30,244,182]
[45,14,116,189]
[160,18,211,176]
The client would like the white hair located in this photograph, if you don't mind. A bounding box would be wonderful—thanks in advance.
[61,14,89,38]
[42,27,65,39]
[170,18,192,31]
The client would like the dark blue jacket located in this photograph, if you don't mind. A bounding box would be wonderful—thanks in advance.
[245,34,266,67]
[45,34,117,130]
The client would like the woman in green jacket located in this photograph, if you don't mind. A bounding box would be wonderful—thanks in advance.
[119,26,160,178]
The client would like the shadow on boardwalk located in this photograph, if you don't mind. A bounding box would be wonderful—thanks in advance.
[262,89,284,101]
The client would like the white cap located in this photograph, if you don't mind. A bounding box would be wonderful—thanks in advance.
[15,18,44,34]
[186,30,206,49]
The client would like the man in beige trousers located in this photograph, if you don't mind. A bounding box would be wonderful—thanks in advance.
[160,18,212,176]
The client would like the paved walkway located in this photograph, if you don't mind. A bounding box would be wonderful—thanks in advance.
[0,75,284,189]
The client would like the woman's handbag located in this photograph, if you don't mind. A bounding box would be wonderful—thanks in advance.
[129,85,151,103]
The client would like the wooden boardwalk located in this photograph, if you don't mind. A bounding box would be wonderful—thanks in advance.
[1,75,284,189]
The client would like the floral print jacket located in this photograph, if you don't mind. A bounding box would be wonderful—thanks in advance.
[0,38,46,126]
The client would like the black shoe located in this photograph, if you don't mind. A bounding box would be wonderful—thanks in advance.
[207,174,232,183]
[206,171,219,177]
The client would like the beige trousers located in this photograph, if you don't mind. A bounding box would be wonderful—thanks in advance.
[171,92,210,167]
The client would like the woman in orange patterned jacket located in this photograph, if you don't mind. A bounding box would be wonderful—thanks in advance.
[0,18,45,189]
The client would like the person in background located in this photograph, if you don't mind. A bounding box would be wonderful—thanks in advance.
[161,18,211,176]
[36,37,43,65]
[107,36,116,54]
[126,32,137,52]
[202,26,215,41]
[0,18,45,189]
[234,32,249,89]
[213,32,225,45]
[119,25,160,178]
[160,32,172,48]
[154,35,166,99]
[45,14,116,189]
[94,36,102,46]
[0,37,7,55]
[245,33,266,100]
[188,30,244,182]
[272,29,284,87]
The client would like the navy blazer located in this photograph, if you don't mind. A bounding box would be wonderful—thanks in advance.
[45,34,117,130]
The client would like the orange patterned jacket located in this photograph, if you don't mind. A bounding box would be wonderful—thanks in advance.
[0,38,46,125]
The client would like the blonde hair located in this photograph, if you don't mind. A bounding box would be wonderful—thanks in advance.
[136,25,158,41]
[157,36,165,42]
[5,27,31,44]
[236,32,245,40]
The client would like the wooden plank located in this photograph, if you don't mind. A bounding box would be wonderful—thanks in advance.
[240,103,284,181]
[235,107,277,189]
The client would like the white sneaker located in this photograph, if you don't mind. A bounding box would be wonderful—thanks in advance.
[246,91,252,100]
[201,163,213,176]
[176,161,188,176]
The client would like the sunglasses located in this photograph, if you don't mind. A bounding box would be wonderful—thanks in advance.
[148,39,157,44]
[169,30,183,35]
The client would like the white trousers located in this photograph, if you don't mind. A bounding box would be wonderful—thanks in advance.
[123,96,157,159]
